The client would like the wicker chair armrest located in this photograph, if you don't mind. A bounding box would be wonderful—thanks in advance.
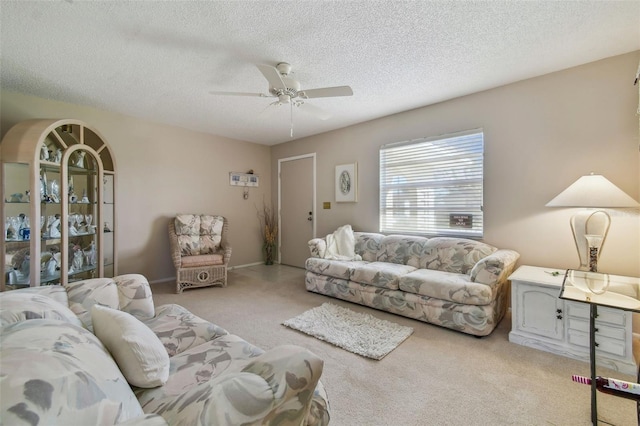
[219,217,231,265]
[168,221,182,268]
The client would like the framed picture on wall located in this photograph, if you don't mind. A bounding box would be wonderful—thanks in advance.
[335,163,357,202]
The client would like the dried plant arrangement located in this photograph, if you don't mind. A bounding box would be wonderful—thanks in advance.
[257,200,278,264]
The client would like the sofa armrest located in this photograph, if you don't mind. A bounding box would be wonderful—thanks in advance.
[470,249,520,286]
[242,344,326,425]
[308,238,327,258]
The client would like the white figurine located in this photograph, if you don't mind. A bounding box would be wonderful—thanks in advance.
[84,241,96,266]
[72,249,84,272]
[40,144,49,161]
[49,216,61,238]
[45,255,58,277]
[73,151,86,168]
[54,149,62,163]
[80,188,90,204]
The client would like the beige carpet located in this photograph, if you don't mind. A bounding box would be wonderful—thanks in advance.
[152,265,638,426]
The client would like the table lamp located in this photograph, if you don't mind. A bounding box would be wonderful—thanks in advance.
[546,173,639,272]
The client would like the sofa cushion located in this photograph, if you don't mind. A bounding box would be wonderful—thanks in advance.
[92,305,170,388]
[142,304,229,356]
[0,319,144,424]
[3,284,70,306]
[377,235,429,267]
[305,257,368,280]
[350,262,417,290]
[0,291,82,327]
[114,274,155,319]
[65,277,120,331]
[419,237,497,274]
[399,269,494,305]
[354,232,385,262]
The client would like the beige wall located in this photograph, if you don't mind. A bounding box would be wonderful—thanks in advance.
[271,51,640,277]
[2,51,638,281]
[1,92,271,282]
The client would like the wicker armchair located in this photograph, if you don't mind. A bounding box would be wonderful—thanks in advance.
[169,214,232,293]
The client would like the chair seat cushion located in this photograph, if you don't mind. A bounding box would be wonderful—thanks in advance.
[181,254,224,267]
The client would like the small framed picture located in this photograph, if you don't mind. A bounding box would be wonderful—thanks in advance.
[335,163,357,202]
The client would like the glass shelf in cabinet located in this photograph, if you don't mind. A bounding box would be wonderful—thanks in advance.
[40,162,61,171]
[68,265,97,278]
[40,273,61,284]
[40,162,60,175]
[68,165,97,175]
[67,231,97,237]
[5,282,32,289]
[4,237,31,243]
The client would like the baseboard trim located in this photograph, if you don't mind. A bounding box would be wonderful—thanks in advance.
[149,276,176,285]
[229,262,268,270]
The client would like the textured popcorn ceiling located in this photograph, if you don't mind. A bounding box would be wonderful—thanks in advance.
[1,1,638,145]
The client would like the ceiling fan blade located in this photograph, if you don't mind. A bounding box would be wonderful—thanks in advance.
[257,64,287,90]
[299,85,353,99]
[209,91,270,97]
[296,102,332,120]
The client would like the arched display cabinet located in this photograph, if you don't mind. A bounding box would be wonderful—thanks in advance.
[1,119,116,290]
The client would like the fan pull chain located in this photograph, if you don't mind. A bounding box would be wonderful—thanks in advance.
[290,102,294,138]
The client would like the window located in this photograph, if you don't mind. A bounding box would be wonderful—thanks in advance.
[379,129,484,238]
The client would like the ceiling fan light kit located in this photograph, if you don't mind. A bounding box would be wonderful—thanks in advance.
[211,61,353,137]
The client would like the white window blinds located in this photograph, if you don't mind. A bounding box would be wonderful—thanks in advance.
[379,129,484,238]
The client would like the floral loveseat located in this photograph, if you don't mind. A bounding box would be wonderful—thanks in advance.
[0,275,330,425]
[306,231,520,336]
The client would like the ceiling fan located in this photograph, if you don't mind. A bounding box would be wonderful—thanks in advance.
[210,62,353,137]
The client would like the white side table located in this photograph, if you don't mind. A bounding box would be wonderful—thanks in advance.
[509,265,639,376]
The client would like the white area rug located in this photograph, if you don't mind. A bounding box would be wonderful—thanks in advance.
[283,303,413,360]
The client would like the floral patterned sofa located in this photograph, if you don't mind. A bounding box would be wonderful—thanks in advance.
[0,275,330,425]
[306,232,520,336]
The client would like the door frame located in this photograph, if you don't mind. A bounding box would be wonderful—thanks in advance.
[277,153,317,264]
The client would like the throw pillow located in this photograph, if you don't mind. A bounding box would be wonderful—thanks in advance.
[91,304,170,388]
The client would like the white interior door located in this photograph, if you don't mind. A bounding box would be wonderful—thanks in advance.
[279,154,315,268]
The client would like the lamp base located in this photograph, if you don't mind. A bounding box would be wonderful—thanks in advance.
[570,210,610,272]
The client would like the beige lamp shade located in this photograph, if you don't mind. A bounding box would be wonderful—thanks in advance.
[546,173,640,208]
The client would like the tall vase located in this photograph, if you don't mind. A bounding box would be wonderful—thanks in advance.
[264,242,275,265]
